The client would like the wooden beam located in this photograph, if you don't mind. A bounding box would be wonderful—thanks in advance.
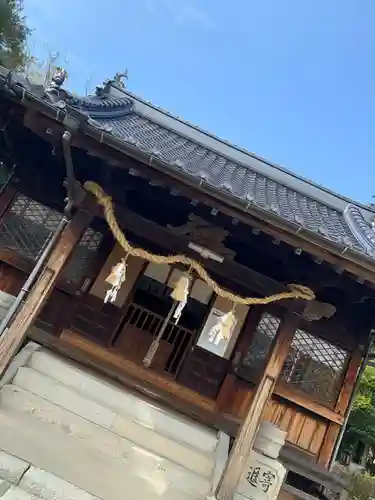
[113,205,286,298]
[274,384,344,425]
[215,303,304,500]
[0,207,93,376]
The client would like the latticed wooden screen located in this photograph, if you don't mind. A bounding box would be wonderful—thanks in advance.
[242,313,281,368]
[241,312,349,406]
[63,228,103,285]
[0,194,62,260]
[0,193,103,288]
[283,328,349,405]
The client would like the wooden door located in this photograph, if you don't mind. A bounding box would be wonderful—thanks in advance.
[177,346,230,399]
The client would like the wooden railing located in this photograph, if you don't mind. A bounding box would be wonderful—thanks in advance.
[116,302,195,377]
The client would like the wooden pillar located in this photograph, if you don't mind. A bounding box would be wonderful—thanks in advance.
[215,303,304,500]
[0,206,93,376]
[318,347,364,467]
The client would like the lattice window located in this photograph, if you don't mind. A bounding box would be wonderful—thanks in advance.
[62,228,103,285]
[240,312,349,407]
[0,193,103,288]
[242,312,281,369]
[281,329,349,405]
[0,194,63,261]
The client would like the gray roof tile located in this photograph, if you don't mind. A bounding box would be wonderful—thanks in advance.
[60,87,375,261]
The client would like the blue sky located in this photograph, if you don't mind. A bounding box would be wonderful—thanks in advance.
[23,0,375,204]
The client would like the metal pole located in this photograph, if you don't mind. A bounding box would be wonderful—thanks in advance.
[0,215,69,336]
[329,332,375,470]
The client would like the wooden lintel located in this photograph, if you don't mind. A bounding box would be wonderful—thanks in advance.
[0,206,93,376]
[215,302,304,500]
[112,205,286,298]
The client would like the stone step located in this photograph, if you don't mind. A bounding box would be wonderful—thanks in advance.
[28,350,217,454]
[0,409,200,500]
[0,448,103,500]
[0,463,101,500]
[0,384,211,494]
[10,367,213,478]
[20,466,103,500]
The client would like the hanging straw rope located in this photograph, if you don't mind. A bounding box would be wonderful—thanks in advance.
[84,181,315,305]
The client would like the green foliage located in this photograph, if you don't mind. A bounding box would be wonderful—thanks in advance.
[0,0,30,69]
[342,367,375,454]
[348,472,375,500]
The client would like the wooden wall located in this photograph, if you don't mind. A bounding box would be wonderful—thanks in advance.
[264,398,327,456]
[224,379,333,459]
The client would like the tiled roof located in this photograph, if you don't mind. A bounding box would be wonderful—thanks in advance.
[3,68,375,261]
[65,87,375,260]
[92,113,364,251]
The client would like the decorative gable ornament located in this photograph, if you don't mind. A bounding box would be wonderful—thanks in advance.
[302,300,336,322]
[168,214,236,260]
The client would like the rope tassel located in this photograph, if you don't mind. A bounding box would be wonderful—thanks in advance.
[104,257,127,304]
[208,310,237,345]
[171,273,191,323]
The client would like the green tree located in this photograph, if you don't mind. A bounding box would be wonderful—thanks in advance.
[341,367,375,467]
[0,0,30,69]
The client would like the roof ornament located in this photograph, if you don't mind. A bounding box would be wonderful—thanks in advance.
[95,69,129,97]
[45,67,68,96]
[113,70,128,89]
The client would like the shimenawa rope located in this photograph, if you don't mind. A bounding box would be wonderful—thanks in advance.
[84,181,315,306]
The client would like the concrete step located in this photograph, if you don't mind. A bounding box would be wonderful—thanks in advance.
[0,384,211,495]
[0,461,101,500]
[10,367,213,478]
[0,448,104,500]
[0,409,200,500]
[28,350,217,454]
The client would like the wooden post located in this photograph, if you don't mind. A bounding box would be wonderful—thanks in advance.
[215,303,304,500]
[0,207,93,376]
[318,347,364,467]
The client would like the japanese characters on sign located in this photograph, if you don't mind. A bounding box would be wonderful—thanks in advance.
[239,461,281,499]
[246,466,277,494]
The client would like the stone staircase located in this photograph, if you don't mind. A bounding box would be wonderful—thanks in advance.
[0,341,229,500]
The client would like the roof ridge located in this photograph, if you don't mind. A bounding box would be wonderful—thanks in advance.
[117,84,374,215]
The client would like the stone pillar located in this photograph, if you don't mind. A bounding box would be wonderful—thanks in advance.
[236,422,287,500]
